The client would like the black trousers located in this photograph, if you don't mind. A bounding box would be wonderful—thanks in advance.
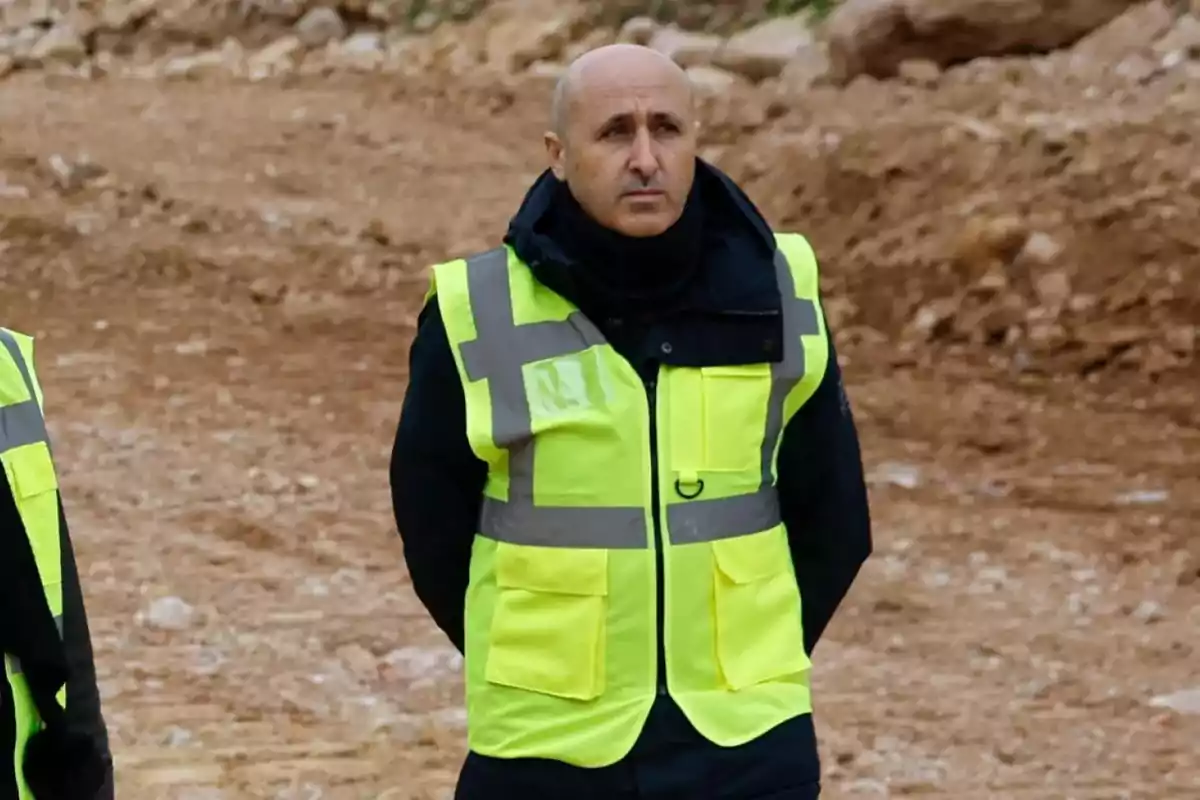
[455,704,821,800]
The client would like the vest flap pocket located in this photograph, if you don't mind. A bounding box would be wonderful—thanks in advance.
[6,442,58,499]
[495,544,608,596]
[701,364,772,473]
[486,544,608,701]
[712,527,790,584]
[712,528,809,690]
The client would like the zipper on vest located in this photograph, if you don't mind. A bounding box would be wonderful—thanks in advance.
[647,369,668,696]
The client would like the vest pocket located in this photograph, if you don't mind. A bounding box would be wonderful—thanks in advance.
[6,441,58,499]
[711,527,810,691]
[701,365,772,473]
[3,442,62,586]
[484,544,608,701]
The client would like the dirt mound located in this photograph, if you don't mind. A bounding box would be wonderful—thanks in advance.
[5,0,1194,387]
[824,0,1148,81]
[713,3,1200,382]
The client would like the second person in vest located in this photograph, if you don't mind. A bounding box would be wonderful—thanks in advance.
[0,327,113,800]
[391,43,873,799]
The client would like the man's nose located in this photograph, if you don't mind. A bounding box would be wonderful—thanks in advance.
[628,128,658,180]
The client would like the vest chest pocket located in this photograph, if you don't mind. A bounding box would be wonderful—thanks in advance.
[485,544,608,701]
[711,527,810,691]
[2,441,62,588]
[701,365,772,473]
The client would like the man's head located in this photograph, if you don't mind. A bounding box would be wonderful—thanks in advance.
[546,44,699,238]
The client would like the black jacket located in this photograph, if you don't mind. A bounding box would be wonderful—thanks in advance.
[0,468,113,800]
[390,161,872,742]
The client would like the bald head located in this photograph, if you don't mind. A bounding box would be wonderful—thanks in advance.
[550,44,695,138]
[543,43,699,237]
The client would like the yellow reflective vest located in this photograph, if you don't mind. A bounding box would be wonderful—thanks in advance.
[0,328,66,799]
[429,233,829,768]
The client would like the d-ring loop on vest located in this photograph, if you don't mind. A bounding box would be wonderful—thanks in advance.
[674,477,705,500]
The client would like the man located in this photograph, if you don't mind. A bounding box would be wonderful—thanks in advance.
[0,327,113,799]
[390,43,872,799]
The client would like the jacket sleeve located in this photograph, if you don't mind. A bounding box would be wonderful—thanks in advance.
[389,300,487,653]
[57,499,114,798]
[777,317,873,655]
[0,471,113,798]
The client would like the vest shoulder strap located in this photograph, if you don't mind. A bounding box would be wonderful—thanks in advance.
[772,232,821,303]
[0,327,45,410]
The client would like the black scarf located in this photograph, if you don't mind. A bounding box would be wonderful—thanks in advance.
[546,176,705,322]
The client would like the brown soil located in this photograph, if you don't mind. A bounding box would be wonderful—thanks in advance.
[0,13,1196,799]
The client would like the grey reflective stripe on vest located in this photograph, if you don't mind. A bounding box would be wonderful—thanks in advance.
[0,328,60,674]
[459,248,646,549]
[0,328,49,454]
[458,247,819,549]
[666,249,820,546]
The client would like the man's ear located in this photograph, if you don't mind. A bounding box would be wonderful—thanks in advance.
[544,131,566,180]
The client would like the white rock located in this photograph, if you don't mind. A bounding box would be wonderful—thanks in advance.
[161,50,231,80]
[430,707,467,727]
[173,338,209,355]
[330,31,385,69]
[294,7,346,48]
[922,570,952,589]
[162,725,193,746]
[867,461,921,489]
[1149,688,1200,714]
[1020,231,1065,265]
[527,60,566,81]
[686,64,743,96]
[47,154,106,192]
[249,35,303,79]
[142,596,195,631]
[1154,13,1200,57]
[1,26,44,61]
[618,16,658,45]
[382,646,459,678]
[649,25,723,68]
[1131,600,1164,623]
[1115,489,1169,505]
[29,25,86,66]
[844,777,889,795]
[715,15,815,81]
[340,31,384,55]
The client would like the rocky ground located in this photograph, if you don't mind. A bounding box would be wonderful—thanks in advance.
[1,0,1197,798]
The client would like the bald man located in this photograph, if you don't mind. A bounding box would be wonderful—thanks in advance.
[390,44,873,799]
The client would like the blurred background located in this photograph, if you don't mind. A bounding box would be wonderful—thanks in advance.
[0,0,1197,797]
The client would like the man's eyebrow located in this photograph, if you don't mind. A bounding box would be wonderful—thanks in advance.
[595,110,686,129]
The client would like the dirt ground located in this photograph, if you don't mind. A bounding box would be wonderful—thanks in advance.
[1,18,1198,800]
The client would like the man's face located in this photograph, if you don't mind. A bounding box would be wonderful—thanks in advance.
[546,61,698,238]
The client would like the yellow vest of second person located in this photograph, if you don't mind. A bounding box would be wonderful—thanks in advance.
[0,328,66,799]
[430,233,830,768]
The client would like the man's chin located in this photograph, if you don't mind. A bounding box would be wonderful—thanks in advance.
[611,211,678,238]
